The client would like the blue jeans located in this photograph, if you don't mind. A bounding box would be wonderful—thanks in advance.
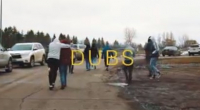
[150,57,159,76]
[92,57,97,65]
[85,59,90,70]
[59,65,68,86]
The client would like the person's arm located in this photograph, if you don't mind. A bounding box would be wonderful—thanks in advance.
[58,42,70,48]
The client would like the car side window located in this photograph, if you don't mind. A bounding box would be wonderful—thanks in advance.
[39,44,44,49]
[33,44,38,50]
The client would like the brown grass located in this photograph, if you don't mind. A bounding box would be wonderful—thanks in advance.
[159,56,200,64]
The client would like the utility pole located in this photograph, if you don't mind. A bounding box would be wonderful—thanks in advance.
[0,0,2,44]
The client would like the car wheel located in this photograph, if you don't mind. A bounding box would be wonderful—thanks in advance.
[5,59,13,72]
[29,57,35,67]
[40,55,45,66]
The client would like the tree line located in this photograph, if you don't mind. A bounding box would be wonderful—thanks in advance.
[157,32,198,49]
[0,26,121,49]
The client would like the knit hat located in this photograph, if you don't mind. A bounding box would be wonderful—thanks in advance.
[60,39,70,44]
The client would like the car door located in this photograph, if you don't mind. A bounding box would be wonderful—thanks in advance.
[0,44,7,66]
[38,44,44,61]
[32,44,40,62]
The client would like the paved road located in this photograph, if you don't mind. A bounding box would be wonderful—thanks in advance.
[0,62,132,110]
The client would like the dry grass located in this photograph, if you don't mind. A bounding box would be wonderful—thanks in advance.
[159,56,200,64]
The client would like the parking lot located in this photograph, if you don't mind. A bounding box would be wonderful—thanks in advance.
[0,61,132,110]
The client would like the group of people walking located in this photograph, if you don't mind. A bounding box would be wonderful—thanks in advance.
[83,42,113,71]
[46,36,161,90]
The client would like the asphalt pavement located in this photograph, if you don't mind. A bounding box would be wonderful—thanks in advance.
[0,62,132,110]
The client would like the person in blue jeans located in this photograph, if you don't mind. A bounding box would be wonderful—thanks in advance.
[91,43,99,69]
[84,44,91,71]
[59,39,71,89]
[148,36,161,79]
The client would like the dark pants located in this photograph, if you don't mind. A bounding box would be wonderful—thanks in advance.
[59,64,68,86]
[47,58,59,86]
[123,60,134,84]
[69,58,75,73]
[146,57,151,76]
[104,57,110,68]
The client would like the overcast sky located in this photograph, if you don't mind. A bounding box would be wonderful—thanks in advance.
[1,0,200,45]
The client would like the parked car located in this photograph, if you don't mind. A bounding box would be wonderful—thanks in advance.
[188,44,200,56]
[0,44,13,72]
[9,43,46,67]
[162,46,181,56]
[70,44,86,60]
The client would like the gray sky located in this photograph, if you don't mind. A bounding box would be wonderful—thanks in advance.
[2,0,200,45]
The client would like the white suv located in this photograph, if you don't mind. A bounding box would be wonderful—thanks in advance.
[0,44,13,72]
[188,44,200,56]
[9,43,46,67]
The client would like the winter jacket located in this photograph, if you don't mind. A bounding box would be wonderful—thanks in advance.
[60,48,72,65]
[91,44,99,58]
[124,45,135,61]
[59,39,72,65]
[148,39,159,58]
[84,44,91,60]
[47,38,70,60]
[102,44,113,58]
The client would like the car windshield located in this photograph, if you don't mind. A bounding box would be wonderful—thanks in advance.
[190,44,199,48]
[11,44,33,51]
[71,44,78,49]
[164,46,178,50]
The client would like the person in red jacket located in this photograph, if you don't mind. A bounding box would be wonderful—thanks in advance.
[59,39,71,89]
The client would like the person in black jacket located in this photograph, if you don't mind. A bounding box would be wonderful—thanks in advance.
[90,43,99,69]
[83,44,91,71]
[148,36,161,79]
[144,41,152,77]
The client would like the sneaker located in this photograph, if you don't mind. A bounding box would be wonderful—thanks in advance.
[149,76,153,79]
[156,74,161,78]
[49,85,53,90]
[157,71,161,75]
[60,85,65,90]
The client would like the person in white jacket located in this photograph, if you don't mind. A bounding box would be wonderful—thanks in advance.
[47,38,70,90]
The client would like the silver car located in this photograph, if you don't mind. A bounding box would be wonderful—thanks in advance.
[0,44,13,72]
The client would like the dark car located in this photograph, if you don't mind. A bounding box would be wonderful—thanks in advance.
[162,46,181,56]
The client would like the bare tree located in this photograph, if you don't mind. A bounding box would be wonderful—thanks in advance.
[178,34,189,48]
[157,34,162,48]
[124,27,136,45]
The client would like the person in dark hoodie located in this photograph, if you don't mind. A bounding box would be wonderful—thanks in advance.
[144,41,152,77]
[84,44,91,71]
[148,36,161,79]
[102,42,113,71]
[59,39,72,89]
[90,43,99,69]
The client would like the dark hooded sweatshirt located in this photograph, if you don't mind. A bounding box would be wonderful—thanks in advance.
[91,43,99,58]
[83,44,91,60]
